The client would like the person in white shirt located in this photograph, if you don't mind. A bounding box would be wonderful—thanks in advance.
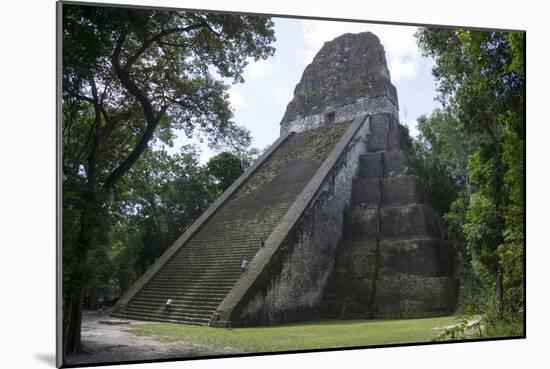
[164,298,173,313]
[241,257,249,273]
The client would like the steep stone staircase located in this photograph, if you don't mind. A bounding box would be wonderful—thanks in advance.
[113,123,351,325]
[324,113,458,319]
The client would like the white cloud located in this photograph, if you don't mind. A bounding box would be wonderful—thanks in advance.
[295,48,316,66]
[228,88,248,110]
[298,20,421,82]
[243,58,275,80]
[389,53,419,81]
[271,86,294,106]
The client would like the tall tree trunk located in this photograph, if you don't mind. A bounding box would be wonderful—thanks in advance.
[63,187,106,356]
[63,291,84,355]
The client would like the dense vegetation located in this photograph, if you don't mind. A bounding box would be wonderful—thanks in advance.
[62,4,275,355]
[406,29,525,337]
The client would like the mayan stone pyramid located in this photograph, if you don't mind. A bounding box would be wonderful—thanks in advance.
[113,32,458,326]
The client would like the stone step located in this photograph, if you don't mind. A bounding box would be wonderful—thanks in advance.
[119,310,212,325]
[136,289,227,299]
[166,255,255,262]
[126,306,215,318]
[203,207,291,220]
[170,249,258,257]
[171,247,261,256]
[326,277,458,319]
[357,152,383,179]
[111,312,209,326]
[133,296,220,309]
[165,256,254,264]
[333,237,455,280]
[126,303,215,317]
[357,151,409,179]
[164,259,253,267]
[186,238,273,245]
[343,204,446,240]
[351,175,428,207]
[134,291,224,303]
[156,270,241,278]
[367,129,403,152]
[149,275,237,283]
[130,298,219,309]
[381,151,409,178]
[160,264,247,272]
[144,282,234,291]
[368,113,400,134]
[156,272,241,281]
[143,284,234,294]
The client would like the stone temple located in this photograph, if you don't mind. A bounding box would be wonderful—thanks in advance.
[113,32,459,326]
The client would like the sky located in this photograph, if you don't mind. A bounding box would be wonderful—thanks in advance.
[171,17,442,163]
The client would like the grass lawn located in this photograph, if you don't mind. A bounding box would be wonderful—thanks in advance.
[131,315,464,354]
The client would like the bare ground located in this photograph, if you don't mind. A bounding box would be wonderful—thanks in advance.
[64,309,238,366]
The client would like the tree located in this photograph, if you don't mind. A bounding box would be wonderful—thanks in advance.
[402,110,474,217]
[62,4,275,354]
[206,152,244,193]
[416,28,524,322]
[110,146,215,291]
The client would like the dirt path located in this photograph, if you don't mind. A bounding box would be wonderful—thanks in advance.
[64,310,229,366]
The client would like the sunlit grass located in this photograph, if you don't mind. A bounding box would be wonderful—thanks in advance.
[132,315,461,354]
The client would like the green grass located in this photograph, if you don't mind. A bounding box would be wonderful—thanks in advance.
[131,316,462,354]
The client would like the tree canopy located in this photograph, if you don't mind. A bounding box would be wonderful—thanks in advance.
[414,28,524,335]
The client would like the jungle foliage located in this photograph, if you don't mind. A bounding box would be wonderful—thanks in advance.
[408,28,525,337]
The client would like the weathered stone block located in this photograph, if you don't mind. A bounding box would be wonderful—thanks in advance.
[381,176,427,206]
[350,178,381,207]
[367,131,389,152]
[323,301,373,319]
[325,276,459,319]
[374,277,459,318]
[387,129,403,150]
[380,204,446,239]
[357,152,382,178]
[378,237,455,278]
[332,240,379,279]
[325,279,375,309]
[351,176,428,207]
[382,150,408,177]
[369,113,399,133]
[342,207,379,240]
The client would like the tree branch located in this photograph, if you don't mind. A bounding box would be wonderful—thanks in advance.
[104,18,217,191]
[124,23,206,70]
[103,116,160,191]
[105,33,170,191]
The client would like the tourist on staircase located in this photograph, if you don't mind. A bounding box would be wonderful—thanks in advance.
[164,298,173,313]
[241,257,249,273]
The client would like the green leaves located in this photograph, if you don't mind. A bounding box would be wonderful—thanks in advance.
[206,152,244,193]
[432,312,483,342]
[415,28,524,332]
[63,4,275,174]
